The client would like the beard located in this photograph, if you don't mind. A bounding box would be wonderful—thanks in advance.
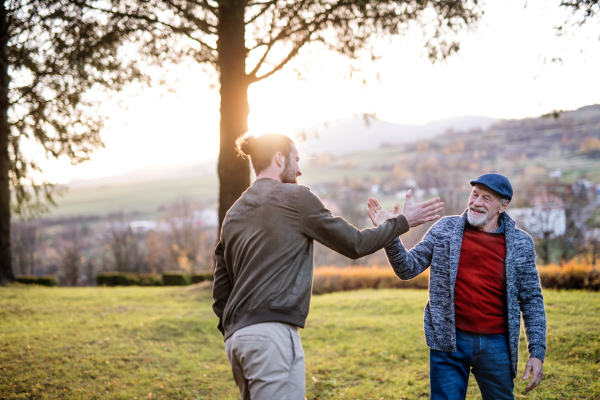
[280,157,298,184]
[467,206,488,227]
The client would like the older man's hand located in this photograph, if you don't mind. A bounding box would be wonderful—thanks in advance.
[522,357,544,392]
[367,190,444,228]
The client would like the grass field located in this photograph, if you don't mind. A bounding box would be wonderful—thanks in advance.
[50,175,220,220]
[1,287,599,399]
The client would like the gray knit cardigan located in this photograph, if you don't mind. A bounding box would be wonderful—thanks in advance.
[385,209,546,378]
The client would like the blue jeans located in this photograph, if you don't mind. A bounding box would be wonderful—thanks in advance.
[430,329,514,400]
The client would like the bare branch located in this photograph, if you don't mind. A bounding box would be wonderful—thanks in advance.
[251,32,312,83]
[245,0,277,25]
[247,0,313,75]
[162,0,217,34]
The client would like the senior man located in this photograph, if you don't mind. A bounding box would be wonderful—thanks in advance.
[367,174,546,400]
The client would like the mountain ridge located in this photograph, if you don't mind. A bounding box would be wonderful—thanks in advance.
[67,113,499,188]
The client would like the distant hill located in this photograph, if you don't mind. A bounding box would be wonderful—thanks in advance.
[49,105,600,219]
[298,114,498,156]
[67,159,217,189]
[65,113,497,189]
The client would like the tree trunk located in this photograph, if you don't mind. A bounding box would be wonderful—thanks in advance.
[0,1,13,283]
[542,232,551,265]
[216,0,250,235]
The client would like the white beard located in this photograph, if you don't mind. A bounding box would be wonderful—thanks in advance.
[467,206,488,227]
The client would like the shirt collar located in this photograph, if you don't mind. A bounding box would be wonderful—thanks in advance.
[491,216,504,234]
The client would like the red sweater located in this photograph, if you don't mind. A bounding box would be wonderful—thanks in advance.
[454,226,508,334]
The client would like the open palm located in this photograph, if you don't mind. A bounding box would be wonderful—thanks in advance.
[367,190,444,228]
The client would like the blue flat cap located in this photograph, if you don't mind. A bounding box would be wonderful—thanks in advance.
[470,173,513,201]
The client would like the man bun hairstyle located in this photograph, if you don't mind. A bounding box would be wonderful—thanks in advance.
[235,133,294,175]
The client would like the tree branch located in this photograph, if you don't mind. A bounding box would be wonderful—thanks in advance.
[162,0,217,34]
[251,32,312,83]
[182,0,217,14]
[71,0,217,51]
[245,0,277,25]
[247,0,312,75]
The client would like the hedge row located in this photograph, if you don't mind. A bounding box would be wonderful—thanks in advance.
[96,271,213,287]
[15,275,57,287]
[312,262,600,295]
[312,266,428,295]
[96,273,163,287]
[538,261,600,291]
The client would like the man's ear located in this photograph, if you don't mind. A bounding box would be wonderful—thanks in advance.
[274,152,284,168]
[499,200,509,214]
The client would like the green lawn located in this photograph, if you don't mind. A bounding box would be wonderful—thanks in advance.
[1,287,598,399]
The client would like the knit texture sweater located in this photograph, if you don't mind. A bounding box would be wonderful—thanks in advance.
[384,209,546,379]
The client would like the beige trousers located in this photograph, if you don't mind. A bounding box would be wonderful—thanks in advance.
[225,322,305,400]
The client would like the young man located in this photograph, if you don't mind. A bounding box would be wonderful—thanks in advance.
[213,132,444,400]
[367,174,546,400]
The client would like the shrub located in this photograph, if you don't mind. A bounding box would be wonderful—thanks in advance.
[191,272,213,284]
[312,261,600,295]
[15,275,57,287]
[138,274,164,286]
[162,272,191,286]
[312,266,428,295]
[538,260,600,291]
[96,272,162,287]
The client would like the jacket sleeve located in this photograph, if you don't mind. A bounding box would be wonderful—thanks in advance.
[212,240,232,336]
[384,227,436,280]
[298,186,409,260]
[518,237,547,361]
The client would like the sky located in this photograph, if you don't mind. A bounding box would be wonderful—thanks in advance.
[30,0,600,184]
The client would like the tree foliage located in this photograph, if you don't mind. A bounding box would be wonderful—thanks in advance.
[559,0,600,29]
[5,0,144,216]
[76,0,481,72]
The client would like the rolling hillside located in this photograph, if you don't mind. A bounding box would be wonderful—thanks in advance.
[47,105,600,219]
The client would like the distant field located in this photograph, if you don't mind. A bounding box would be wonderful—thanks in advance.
[49,175,220,220]
[1,287,598,399]
[46,165,385,219]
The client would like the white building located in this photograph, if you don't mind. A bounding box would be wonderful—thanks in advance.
[508,194,566,239]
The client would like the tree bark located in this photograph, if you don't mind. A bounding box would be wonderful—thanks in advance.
[541,232,551,265]
[216,0,250,235]
[0,1,13,283]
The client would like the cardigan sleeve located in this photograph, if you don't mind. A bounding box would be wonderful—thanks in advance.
[517,236,547,361]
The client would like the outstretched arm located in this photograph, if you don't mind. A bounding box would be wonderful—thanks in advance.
[367,192,441,279]
[367,189,443,228]
[300,187,411,259]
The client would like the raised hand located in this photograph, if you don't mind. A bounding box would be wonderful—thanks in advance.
[367,190,444,228]
[367,198,400,227]
[401,190,444,228]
